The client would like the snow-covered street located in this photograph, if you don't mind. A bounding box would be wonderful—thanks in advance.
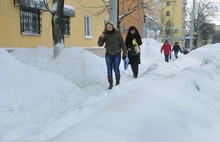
[1,39,220,142]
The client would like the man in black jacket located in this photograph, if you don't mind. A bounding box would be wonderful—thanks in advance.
[172,42,182,59]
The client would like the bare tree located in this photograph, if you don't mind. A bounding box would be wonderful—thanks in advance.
[199,23,215,44]
[187,0,218,46]
[77,0,109,17]
[51,0,64,59]
[78,0,162,27]
[44,0,64,59]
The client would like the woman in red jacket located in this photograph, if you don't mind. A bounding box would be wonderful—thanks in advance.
[160,40,172,62]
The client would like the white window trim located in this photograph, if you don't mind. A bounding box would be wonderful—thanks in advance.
[84,15,92,37]
[85,36,92,39]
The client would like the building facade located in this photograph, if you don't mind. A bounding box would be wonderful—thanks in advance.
[118,0,162,40]
[0,0,109,48]
[143,0,162,40]
[161,0,186,47]
[215,25,220,31]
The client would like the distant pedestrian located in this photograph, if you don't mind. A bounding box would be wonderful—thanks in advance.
[125,26,142,78]
[160,40,172,62]
[98,21,128,90]
[172,42,182,59]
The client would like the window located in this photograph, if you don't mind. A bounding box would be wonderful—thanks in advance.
[166,30,170,36]
[84,15,92,37]
[20,6,41,35]
[166,1,170,6]
[14,0,19,6]
[63,16,70,36]
[166,21,170,26]
[166,11,170,16]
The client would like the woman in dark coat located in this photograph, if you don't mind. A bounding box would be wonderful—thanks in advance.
[125,26,142,78]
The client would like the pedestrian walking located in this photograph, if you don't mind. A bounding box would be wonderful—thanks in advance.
[125,26,142,78]
[160,40,172,62]
[172,42,182,59]
[98,21,128,89]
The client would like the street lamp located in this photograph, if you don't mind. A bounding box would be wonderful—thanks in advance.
[189,0,196,50]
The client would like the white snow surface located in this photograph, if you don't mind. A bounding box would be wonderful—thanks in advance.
[0,39,220,142]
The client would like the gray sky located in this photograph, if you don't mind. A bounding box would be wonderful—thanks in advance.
[187,0,220,25]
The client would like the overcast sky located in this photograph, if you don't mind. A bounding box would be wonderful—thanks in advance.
[187,0,220,25]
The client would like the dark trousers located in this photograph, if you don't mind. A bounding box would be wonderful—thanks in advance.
[164,54,169,62]
[174,52,178,58]
[131,64,139,77]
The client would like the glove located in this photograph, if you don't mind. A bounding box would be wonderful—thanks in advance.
[122,54,126,60]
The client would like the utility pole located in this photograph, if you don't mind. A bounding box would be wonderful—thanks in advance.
[189,0,196,51]
[109,0,118,27]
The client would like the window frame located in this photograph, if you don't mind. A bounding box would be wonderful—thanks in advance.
[14,0,19,6]
[166,11,170,16]
[166,21,170,26]
[166,30,171,36]
[166,1,170,6]
[84,15,92,38]
[63,15,70,37]
[20,6,41,36]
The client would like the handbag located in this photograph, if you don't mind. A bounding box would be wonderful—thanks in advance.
[124,57,129,70]
[132,40,140,56]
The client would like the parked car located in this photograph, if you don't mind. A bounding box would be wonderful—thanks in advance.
[182,47,189,55]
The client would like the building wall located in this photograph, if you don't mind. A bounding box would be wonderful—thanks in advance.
[0,0,109,48]
[161,0,186,46]
[119,0,145,39]
[118,0,161,40]
[143,0,162,39]
[215,25,220,31]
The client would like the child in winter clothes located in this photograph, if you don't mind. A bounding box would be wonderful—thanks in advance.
[160,40,172,62]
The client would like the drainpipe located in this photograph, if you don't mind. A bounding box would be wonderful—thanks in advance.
[110,0,118,27]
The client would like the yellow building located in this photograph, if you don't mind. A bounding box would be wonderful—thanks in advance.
[161,0,186,46]
[0,0,109,48]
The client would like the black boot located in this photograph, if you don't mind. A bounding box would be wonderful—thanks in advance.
[133,64,139,78]
[108,76,113,89]
[116,76,120,85]
[131,64,135,77]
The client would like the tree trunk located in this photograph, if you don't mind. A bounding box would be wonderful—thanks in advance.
[52,0,64,59]
[197,32,200,47]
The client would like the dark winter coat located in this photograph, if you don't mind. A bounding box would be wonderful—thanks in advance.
[125,26,142,64]
[172,44,182,52]
[161,43,171,55]
[98,29,127,54]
